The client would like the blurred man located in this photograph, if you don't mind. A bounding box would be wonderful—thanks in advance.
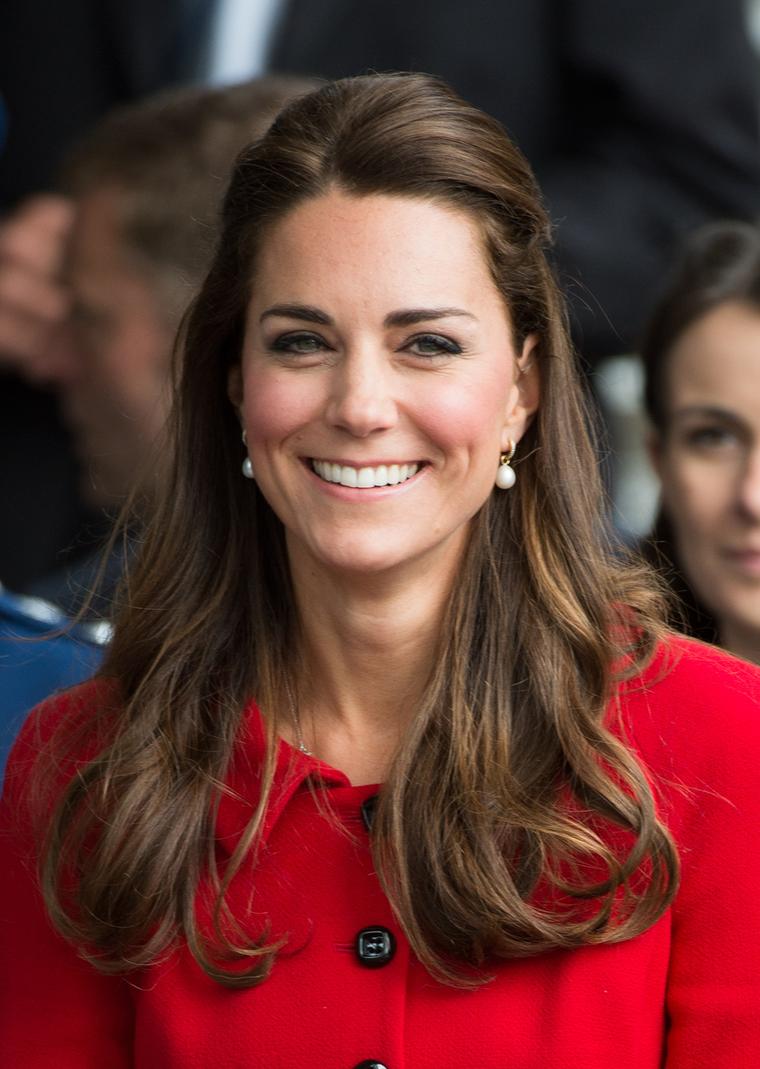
[23,76,313,612]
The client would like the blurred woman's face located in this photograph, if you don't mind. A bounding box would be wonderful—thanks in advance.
[652,300,760,655]
[232,189,538,585]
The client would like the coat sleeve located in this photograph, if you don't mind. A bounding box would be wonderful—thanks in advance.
[643,647,760,1066]
[0,701,133,1067]
[546,0,760,361]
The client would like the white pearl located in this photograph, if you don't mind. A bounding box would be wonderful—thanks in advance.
[242,456,255,479]
[495,462,516,489]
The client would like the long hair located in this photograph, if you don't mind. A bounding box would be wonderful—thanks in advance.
[39,73,675,987]
[640,220,760,641]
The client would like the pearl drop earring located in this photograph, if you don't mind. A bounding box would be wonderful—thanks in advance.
[495,441,516,490]
[241,430,254,480]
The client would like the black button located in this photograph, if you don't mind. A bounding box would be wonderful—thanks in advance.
[353,1062,389,1069]
[360,794,378,831]
[355,926,396,967]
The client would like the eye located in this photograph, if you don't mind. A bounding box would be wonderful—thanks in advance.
[404,333,463,357]
[684,425,739,450]
[269,331,330,355]
[70,302,113,345]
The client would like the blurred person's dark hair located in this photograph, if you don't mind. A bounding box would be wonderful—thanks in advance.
[61,76,317,330]
[640,220,760,642]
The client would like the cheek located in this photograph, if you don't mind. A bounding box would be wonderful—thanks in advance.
[661,456,726,544]
[415,375,511,457]
[242,371,317,449]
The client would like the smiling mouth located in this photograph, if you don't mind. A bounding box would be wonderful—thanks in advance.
[310,459,421,488]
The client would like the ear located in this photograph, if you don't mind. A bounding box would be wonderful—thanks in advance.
[501,333,540,449]
[227,364,244,411]
[646,428,663,479]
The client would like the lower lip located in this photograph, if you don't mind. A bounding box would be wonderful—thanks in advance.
[304,461,428,500]
[723,551,760,578]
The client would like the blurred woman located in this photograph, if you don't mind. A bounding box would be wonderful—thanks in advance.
[1,76,759,1069]
[643,221,760,663]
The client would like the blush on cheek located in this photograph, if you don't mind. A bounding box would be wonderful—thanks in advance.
[419,379,507,448]
[242,375,313,445]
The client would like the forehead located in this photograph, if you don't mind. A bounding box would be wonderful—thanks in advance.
[665,301,760,417]
[249,189,502,313]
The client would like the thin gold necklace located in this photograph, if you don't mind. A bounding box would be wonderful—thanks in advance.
[286,681,313,756]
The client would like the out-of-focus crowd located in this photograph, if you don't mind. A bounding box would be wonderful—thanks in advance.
[2,0,760,773]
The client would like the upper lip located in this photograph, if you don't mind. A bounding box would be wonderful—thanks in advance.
[723,546,760,556]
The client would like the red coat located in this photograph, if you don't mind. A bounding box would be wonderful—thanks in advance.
[2,635,760,1068]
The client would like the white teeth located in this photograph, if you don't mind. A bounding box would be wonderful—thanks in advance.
[311,460,420,488]
[357,467,375,488]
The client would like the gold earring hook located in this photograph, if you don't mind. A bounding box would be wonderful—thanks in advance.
[500,439,516,466]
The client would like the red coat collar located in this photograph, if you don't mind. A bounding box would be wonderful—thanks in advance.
[215,700,351,856]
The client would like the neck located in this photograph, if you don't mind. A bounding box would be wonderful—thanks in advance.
[719,619,760,666]
[286,542,463,783]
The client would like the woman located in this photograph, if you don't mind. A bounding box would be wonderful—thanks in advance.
[1,75,758,1068]
[643,221,760,663]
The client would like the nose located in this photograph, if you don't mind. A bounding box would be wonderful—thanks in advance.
[736,447,760,521]
[325,349,398,437]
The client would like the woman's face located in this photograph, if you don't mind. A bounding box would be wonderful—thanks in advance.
[232,189,538,582]
[652,300,760,647]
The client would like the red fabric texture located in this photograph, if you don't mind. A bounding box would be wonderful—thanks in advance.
[1,634,759,1068]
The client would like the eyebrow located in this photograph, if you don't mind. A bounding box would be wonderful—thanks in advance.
[259,304,331,325]
[383,307,477,327]
[673,405,741,423]
[258,304,477,327]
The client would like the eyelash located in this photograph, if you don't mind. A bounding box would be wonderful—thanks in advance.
[685,426,738,449]
[405,333,463,356]
[267,331,463,358]
[269,332,328,355]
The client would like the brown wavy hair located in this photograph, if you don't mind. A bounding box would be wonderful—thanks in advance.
[38,73,676,987]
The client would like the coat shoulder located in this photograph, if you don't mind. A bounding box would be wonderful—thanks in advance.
[616,633,760,792]
[2,677,119,811]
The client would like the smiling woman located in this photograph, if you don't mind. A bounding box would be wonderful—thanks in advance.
[643,221,760,664]
[229,190,538,588]
[2,75,760,1069]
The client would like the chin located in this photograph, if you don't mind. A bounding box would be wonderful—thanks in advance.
[296,528,420,577]
[319,547,410,576]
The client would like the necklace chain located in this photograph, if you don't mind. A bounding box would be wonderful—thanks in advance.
[287,681,313,756]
